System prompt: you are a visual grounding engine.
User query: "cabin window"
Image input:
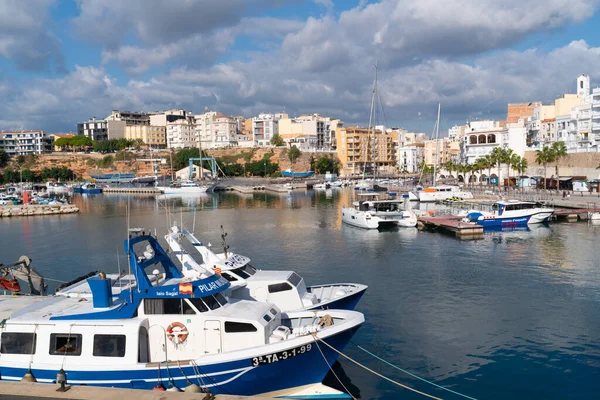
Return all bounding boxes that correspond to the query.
[93,334,126,357]
[203,294,221,310]
[188,298,209,313]
[268,282,293,293]
[288,272,302,287]
[270,308,277,315]
[49,333,82,356]
[222,272,237,282]
[224,322,258,333]
[0,332,36,355]
[263,314,272,322]
[144,299,196,315]
[232,265,256,278]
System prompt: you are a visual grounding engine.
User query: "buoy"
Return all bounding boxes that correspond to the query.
[153,383,166,391]
[21,368,37,382]
[166,383,182,392]
[185,383,202,392]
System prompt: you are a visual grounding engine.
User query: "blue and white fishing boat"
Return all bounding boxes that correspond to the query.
[166,226,368,312]
[281,169,314,178]
[89,172,135,183]
[464,200,555,228]
[80,182,102,194]
[0,230,364,397]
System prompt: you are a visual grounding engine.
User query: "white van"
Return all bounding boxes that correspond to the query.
[573,181,589,192]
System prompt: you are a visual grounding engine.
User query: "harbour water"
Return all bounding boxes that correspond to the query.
[1,188,600,399]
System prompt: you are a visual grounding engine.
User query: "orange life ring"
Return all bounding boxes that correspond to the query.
[212,266,222,275]
[166,322,189,344]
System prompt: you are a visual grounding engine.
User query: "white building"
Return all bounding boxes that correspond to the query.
[398,144,424,173]
[592,87,600,145]
[105,110,150,126]
[166,119,196,149]
[463,120,526,165]
[149,109,191,126]
[77,118,126,141]
[0,131,53,156]
[252,113,283,147]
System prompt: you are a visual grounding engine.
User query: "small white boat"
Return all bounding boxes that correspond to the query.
[46,181,72,195]
[342,194,417,229]
[589,211,600,221]
[313,182,331,190]
[157,180,209,194]
[416,185,473,202]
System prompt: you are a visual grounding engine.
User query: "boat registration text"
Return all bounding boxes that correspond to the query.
[251,344,312,366]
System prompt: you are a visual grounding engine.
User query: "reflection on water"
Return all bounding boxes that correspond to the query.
[1,188,600,399]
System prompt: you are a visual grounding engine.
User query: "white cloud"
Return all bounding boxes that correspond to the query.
[0,0,64,72]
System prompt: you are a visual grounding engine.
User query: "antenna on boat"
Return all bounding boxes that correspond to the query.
[220,225,229,258]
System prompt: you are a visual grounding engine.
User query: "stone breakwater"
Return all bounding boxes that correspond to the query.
[0,204,79,217]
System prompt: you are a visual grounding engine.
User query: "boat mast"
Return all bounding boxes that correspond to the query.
[372,62,378,184]
[363,63,377,182]
[433,103,440,187]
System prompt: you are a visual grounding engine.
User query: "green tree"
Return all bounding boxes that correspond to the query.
[501,148,514,190]
[313,156,340,174]
[287,146,302,172]
[21,169,35,182]
[473,158,486,185]
[270,133,285,147]
[0,150,8,168]
[550,141,568,180]
[483,154,494,185]
[513,156,528,192]
[535,146,554,189]
[507,152,521,191]
[132,138,145,150]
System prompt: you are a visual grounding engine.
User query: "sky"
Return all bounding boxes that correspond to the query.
[2,0,600,135]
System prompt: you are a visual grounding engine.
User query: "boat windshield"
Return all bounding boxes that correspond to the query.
[231,264,256,279]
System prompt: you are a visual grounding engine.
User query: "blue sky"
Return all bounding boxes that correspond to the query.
[2,0,600,134]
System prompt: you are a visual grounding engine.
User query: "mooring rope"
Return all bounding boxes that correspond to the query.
[354,344,478,400]
[311,336,357,400]
[312,335,441,400]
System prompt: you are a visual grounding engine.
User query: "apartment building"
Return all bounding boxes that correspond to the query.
[0,130,53,156]
[124,125,167,148]
[252,113,286,147]
[335,127,396,177]
[166,119,197,149]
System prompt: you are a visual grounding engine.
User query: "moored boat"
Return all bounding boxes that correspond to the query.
[281,169,314,178]
[80,182,102,194]
[463,200,554,228]
[166,226,368,312]
[0,230,364,396]
[342,193,417,229]
[416,185,473,202]
[156,180,209,194]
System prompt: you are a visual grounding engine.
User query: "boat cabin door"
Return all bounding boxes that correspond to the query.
[204,320,222,354]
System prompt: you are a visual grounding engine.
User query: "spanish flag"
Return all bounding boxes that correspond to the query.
[179,283,193,295]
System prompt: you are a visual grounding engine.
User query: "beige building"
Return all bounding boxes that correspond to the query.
[423,138,457,166]
[125,125,167,148]
[335,127,396,177]
[166,120,196,149]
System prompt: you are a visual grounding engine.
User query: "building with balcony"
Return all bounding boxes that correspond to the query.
[463,120,526,165]
[166,119,196,149]
[106,110,150,126]
[149,109,191,126]
[0,131,53,156]
[335,127,396,177]
[124,125,167,148]
[77,117,126,141]
[278,114,341,150]
[252,113,285,147]
[398,143,424,173]
[592,87,600,146]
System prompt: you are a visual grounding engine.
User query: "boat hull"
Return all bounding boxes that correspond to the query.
[476,211,554,228]
[418,190,473,202]
[0,318,362,396]
[282,171,315,178]
[81,188,102,194]
[306,284,367,311]
[341,208,417,229]
[157,187,209,194]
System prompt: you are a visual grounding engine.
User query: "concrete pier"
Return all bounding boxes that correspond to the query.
[102,187,162,194]
[0,381,271,399]
[0,204,79,218]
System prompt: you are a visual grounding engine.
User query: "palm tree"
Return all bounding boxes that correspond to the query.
[506,151,520,191]
[513,156,528,192]
[474,158,486,186]
[443,160,454,179]
[551,141,568,181]
[535,146,554,190]
[490,147,506,191]
[484,154,494,186]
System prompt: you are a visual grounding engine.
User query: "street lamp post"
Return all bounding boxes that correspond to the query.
[264,162,267,177]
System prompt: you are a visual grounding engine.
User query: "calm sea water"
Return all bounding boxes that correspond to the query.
[2,189,600,400]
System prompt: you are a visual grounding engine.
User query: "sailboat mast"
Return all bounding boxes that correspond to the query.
[433,103,441,186]
[363,65,377,181]
[372,63,378,184]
